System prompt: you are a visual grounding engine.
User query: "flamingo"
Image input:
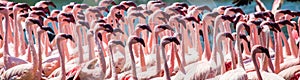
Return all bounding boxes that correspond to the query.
[47,33,75,80]
[1,18,51,80]
[124,36,145,80]
[174,32,234,79]
[246,45,284,80]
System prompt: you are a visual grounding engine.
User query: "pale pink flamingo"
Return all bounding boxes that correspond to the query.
[47,33,75,80]
[174,32,234,79]
[1,18,47,80]
[246,45,284,80]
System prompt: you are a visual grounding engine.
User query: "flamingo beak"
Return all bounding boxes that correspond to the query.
[97,32,103,41]
[30,19,43,27]
[172,37,180,45]
[243,24,251,35]
[63,34,75,42]
[78,20,90,29]
[111,1,117,5]
[43,7,51,15]
[140,25,152,33]
[223,33,234,41]
[136,38,145,47]
[113,28,125,34]
[0,35,2,40]
[44,1,57,8]
[78,4,89,9]
[112,40,125,47]
[258,46,270,58]
[41,26,55,34]
[103,24,114,33]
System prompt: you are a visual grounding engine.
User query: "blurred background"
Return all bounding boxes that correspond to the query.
[8,0,300,14]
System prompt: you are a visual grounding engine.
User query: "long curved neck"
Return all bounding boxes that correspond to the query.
[88,36,95,60]
[76,26,84,64]
[13,10,19,57]
[252,51,263,80]
[203,21,212,60]
[109,46,118,80]
[3,13,11,70]
[128,43,137,80]
[17,18,26,54]
[211,17,222,61]
[236,32,245,69]
[274,31,281,73]
[57,40,66,80]
[37,32,43,80]
[94,32,106,74]
[161,44,171,80]
[286,25,298,57]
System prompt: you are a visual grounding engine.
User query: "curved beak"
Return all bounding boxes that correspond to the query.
[171,37,180,45]
[138,24,152,33]
[257,46,270,58]
[103,24,114,33]
[41,26,55,34]
[62,34,75,42]
[44,1,57,8]
[78,4,89,9]
[124,1,137,8]
[277,20,293,27]
[30,18,43,27]
[113,28,125,34]
[97,32,103,41]
[110,40,125,47]
[223,32,234,41]
[18,3,32,11]
[243,23,251,35]
[47,16,58,22]
[136,37,145,47]
[0,34,2,40]
[160,24,175,32]
[184,16,199,24]
[111,1,117,5]
[78,20,90,29]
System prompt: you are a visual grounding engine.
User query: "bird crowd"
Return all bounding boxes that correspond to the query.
[0,0,299,80]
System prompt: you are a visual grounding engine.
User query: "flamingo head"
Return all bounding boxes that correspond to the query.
[136,24,152,33]
[155,24,174,33]
[36,1,56,8]
[160,36,180,46]
[276,20,293,27]
[14,3,31,11]
[108,40,125,48]
[74,4,89,10]
[26,17,43,27]
[31,6,50,15]
[46,16,58,22]
[60,33,75,42]
[78,20,90,29]
[50,10,60,17]
[30,10,47,18]
[128,36,145,47]
[38,26,55,34]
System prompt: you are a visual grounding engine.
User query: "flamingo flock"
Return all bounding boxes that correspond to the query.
[0,0,300,80]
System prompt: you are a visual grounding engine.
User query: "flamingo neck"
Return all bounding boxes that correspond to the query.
[94,32,106,74]
[203,21,212,59]
[57,40,66,80]
[160,45,171,80]
[109,46,118,80]
[3,13,11,70]
[76,26,84,64]
[252,51,263,80]
[13,10,19,57]
[128,43,137,80]
[37,32,43,80]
